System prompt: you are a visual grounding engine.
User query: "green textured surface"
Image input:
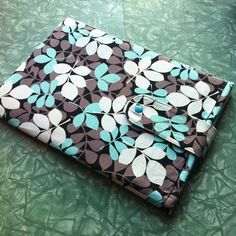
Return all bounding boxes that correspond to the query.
[0,0,235,235]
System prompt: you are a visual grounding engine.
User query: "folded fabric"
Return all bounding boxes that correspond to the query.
[0,18,234,211]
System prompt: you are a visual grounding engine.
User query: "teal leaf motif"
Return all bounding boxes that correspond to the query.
[34,48,57,75]
[95,63,121,92]
[47,48,56,58]
[100,130,111,142]
[179,170,189,182]
[154,141,178,161]
[72,102,101,130]
[109,144,118,160]
[102,74,120,83]
[62,19,88,45]
[221,82,234,97]
[124,51,138,59]
[135,87,168,103]
[34,55,51,63]
[51,138,79,156]
[97,80,108,91]
[73,113,85,127]
[151,114,189,142]
[170,60,199,81]
[187,154,196,169]
[64,146,79,156]
[148,190,163,207]
[124,44,158,59]
[201,106,221,124]
[8,118,20,127]
[7,73,22,84]
[95,63,108,79]
[84,103,101,113]
[28,80,58,108]
[166,146,177,160]
[61,138,73,149]
[100,125,130,161]
[85,114,99,130]
[133,45,144,56]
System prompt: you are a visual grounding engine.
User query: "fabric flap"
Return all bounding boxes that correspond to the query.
[125,95,217,157]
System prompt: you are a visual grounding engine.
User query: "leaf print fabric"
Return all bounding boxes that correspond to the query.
[126,95,217,157]
[0,18,233,212]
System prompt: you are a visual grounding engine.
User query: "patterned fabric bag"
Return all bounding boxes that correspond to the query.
[0,18,233,211]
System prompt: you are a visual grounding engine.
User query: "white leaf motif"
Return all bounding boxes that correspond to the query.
[113,114,130,125]
[99,97,111,113]
[33,114,50,130]
[151,60,174,73]
[51,126,66,146]
[195,81,210,97]
[97,44,113,60]
[70,75,86,88]
[86,41,98,55]
[112,95,127,113]
[90,29,105,37]
[135,133,154,149]
[61,82,78,101]
[53,63,72,74]
[143,106,158,118]
[96,36,114,44]
[76,36,90,47]
[10,85,33,99]
[138,58,151,71]
[119,148,136,165]
[101,114,116,132]
[187,100,202,115]
[64,18,76,27]
[196,120,210,133]
[1,97,20,109]
[143,147,166,160]
[0,105,5,117]
[38,130,51,143]
[203,97,216,113]
[19,122,40,137]
[124,61,138,76]
[166,92,190,107]
[0,82,12,97]
[48,108,62,126]
[180,85,199,99]
[143,70,164,81]
[55,74,68,85]
[135,75,150,89]
[132,154,146,177]
[73,66,91,76]
[146,160,166,185]
[16,61,26,71]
